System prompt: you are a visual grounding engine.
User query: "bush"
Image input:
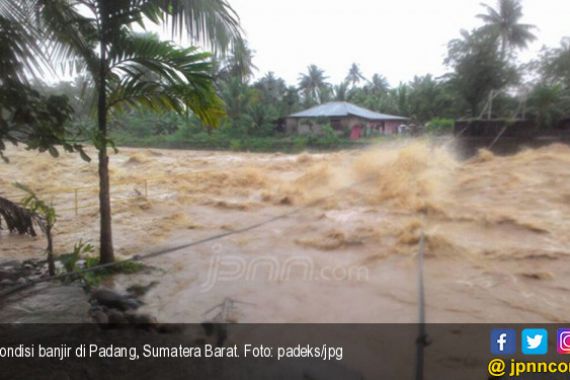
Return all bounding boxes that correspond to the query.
[426,118,454,135]
[80,258,145,288]
[229,139,242,151]
[292,136,309,151]
[109,111,362,152]
[309,124,341,148]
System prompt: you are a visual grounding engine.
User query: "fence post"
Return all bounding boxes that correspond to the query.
[74,189,79,217]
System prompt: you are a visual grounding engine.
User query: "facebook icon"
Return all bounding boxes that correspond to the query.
[491,329,516,355]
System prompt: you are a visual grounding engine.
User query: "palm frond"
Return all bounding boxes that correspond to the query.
[35,0,99,77]
[476,2,501,23]
[106,32,224,126]
[476,0,536,54]
[0,16,44,81]
[4,0,244,84]
[141,0,243,53]
[509,24,537,49]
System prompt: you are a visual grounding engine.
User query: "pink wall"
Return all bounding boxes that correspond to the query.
[384,120,402,134]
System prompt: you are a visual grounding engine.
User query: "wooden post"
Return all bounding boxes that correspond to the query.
[74,189,79,217]
[415,232,427,380]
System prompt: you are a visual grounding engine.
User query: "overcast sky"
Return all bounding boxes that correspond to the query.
[228,0,570,86]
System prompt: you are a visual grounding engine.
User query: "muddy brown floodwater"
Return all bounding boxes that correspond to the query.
[1,138,570,323]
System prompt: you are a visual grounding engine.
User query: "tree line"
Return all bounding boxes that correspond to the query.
[95,0,570,150]
[214,0,568,129]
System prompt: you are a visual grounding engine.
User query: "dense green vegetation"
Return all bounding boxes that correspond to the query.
[109,110,365,152]
[33,0,569,155]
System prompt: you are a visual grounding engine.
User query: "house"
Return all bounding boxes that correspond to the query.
[284,101,409,139]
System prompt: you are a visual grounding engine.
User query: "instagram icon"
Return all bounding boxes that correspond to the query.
[557,329,570,354]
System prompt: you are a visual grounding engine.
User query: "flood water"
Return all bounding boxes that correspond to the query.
[2,139,570,322]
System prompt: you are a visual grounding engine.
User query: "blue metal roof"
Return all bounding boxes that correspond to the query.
[289,101,408,121]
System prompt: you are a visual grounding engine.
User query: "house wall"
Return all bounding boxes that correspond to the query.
[342,117,370,140]
[285,118,298,134]
[341,116,367,130]
[384,120,402,135]
[296,119,323,135]
[285,117,407,138]
[299,123,322,134]
[345,118,405,136]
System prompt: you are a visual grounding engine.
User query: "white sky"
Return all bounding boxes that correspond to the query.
[228,0,570,86]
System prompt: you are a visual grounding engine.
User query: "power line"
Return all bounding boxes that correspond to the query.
[0,175,377,300]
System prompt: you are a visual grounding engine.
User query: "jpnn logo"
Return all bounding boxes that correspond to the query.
[522,329,548,355]
[491,329,516,355]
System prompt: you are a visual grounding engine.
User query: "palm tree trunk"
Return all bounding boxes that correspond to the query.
[500,34,507,60]
[97,18,114,264]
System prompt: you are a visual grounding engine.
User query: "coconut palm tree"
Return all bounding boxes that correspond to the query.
[333,81,350,101]
[282,86,300,115]
[298,64,329,105]
[2,0,242,264]
[345,63,366,87]
[254,72,287,103]
[368,73,390,95]
[477,0,536,58]
[218,38,257,83]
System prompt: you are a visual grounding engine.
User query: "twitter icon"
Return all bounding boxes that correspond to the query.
[522,329,548,355]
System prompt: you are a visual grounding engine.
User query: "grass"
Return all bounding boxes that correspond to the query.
[85,257,145,286]
[111,131,379,153]
[63,256,146,288]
